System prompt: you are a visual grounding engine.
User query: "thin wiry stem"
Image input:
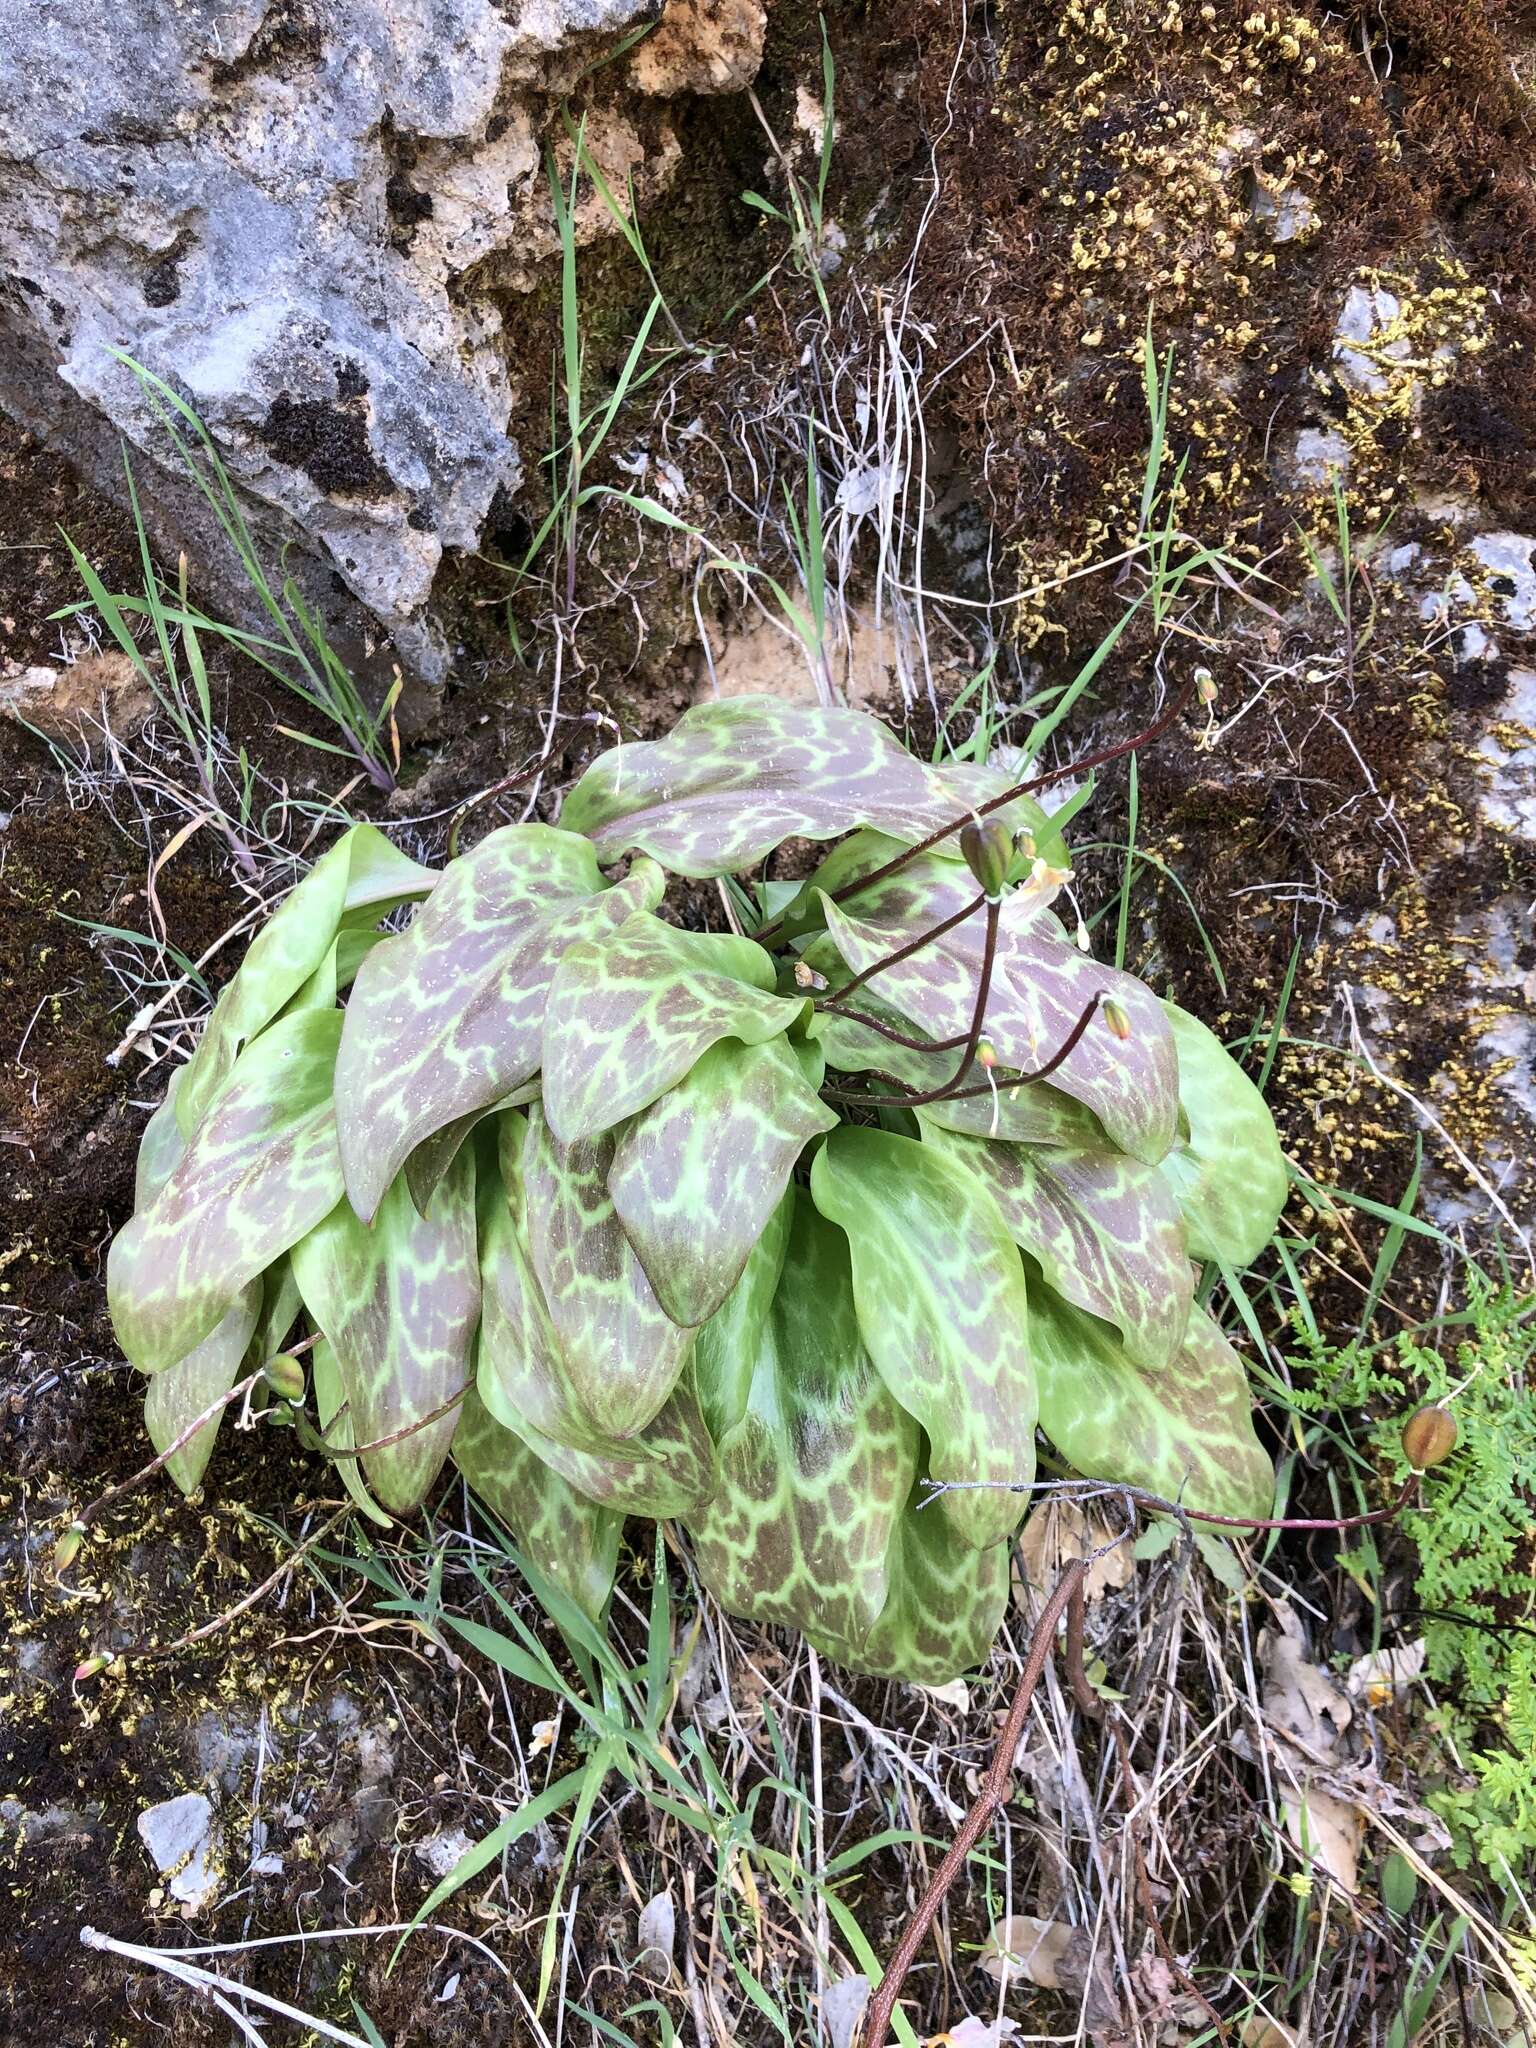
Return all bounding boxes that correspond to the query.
[815,888,985,1012]
[822,991,1102,1111]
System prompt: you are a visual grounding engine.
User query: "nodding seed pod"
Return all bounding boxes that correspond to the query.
[264,1353,307,1404]
[960,818,1013,901]
[1102,998,1133,1042]
[53,1521,87,1573]
[1195,665,1218,705]
[977,1039,999,1070]
[1400,1404,1457,1470]
[73,1653,112,1684]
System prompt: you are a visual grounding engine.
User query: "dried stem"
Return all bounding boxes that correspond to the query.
[862,1557,1089,2048]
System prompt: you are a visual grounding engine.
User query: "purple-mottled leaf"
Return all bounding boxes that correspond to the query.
[559,696,1046,878]
[1157,1003,1288,1266]
[519,1107,694,1437]
[451,1387,624,1622]
[916,1120,1193,1372]
[335,825,664,1221]
[608,1036,836,1327]
[475,1114,711,1513]
[692,1191,793,1444]
[810,1125,1036,1550]
[816,852,1178,1164]
[856,1470,1014,1685]
[290,1146,479,1515]
[109,1010,345,1374]
[177,824,434,1137]
[540,913,807,1146]
[686,1192,919,1656]
[143,1286,260,1496]
[1031,1289,1273,1519]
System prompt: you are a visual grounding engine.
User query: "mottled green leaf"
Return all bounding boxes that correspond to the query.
[817,855,1178,1165]
[1156,1003,1288,1266]
[145,1262,303,1496]
[916,1120,1192,1372]
[540,914,806,1146]
[134,1068,188,1208]
[809,989,1099,1145]
[281,926,385,1017]
[855,1474,1014,1685]
[144,1286,260,1495]
[560,696,1048,878]
[686,1193,918,1656]
[810,1126,1036,1550]
[519,1107,694,1437]
[335,825,665,1221]
[313,1336,393,1526]
[692,1193,792,1444]
[109,1011,345,1374]
[291,1147,479,1515]
[401,1083,539,1217]
[451,1387,623,1623]
[1030,1288,1272,1519]
[608,1036,836,1327]
[475,1115,713,1513]
[177,824,433,1137]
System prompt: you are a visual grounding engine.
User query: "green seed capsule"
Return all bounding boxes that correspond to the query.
[1102,998,1133,1042]
[54,1522,87,1573]
[960,819,1013,900]
[74,1654,111,1683]
[1400,1404,1456,1470]
[264,1353,307,1403]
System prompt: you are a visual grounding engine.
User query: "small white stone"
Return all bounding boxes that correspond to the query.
[137,1793,224,1913]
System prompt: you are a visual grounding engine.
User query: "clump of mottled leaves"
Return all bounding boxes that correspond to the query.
[110,697,1287,1683]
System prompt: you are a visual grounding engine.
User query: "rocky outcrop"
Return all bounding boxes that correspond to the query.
[0,1,765,684]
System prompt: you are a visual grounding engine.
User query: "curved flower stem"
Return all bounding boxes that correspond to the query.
[815,889,986,1013]
[822,991,1102,1112]
[816,1003,971,1053]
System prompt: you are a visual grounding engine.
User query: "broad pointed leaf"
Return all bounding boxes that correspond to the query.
[1030,1289,1272,1519]
[291,1147,479,1514]
[177,824,434,1137]
[916,1120,1193,1372]
[334,825,665,1221]
[134,1068,188,1208]
[810,1126,1036,1550]
[401,1082,540,1217]
[313,1336,393,1526]
[855,1473,1014,1685]
[519,1108,694,1437]
[451,1387,623,1623]
[687,1194,919,1662]
[560,696,1047,877]
[608,1036,836,1327]
[817,856,1177,1164]
[145,1262,302,1495]
[808,983,1105,1145]
[144,1286,261,1495]
[692,1192,793,1444]
[109,1010,345,1374]
[540,914,806,1146]
[1156,1003,1287,1266]
[476,1114,710,1512]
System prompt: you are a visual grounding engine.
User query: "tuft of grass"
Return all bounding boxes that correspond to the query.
[56,355,401,791]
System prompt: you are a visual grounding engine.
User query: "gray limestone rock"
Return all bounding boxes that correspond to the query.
[0,2,752,685]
